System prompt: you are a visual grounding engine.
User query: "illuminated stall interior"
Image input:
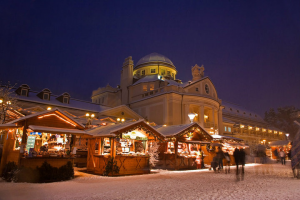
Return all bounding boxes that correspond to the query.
[86,120,165,175]
[0,108,87,173]
[156,123,213,170]
[211,135,248,155]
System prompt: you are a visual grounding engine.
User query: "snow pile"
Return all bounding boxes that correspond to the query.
[0,162,299,200]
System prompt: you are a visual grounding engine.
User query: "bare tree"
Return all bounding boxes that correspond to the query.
[0,82,18,124]
[147,141,160,168]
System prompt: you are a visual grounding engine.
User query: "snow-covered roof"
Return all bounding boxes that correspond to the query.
[16,90,109,112]
[211,135,243,141]
[7,108,85,128]
[135,53,175,69]
[222,117,235,124]
[86,119,165,140]
[133,75,162,86]
[222,101,266,123]
[28,125,88,135]
[155,123,193,136]
[155,122,212,139]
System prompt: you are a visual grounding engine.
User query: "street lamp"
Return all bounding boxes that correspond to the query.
[286,133,289,140]
[188,113,196,123]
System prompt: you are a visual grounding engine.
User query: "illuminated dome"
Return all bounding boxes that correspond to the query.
[135,53,175,70]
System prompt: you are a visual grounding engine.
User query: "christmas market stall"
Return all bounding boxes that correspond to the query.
[86,119,165,176]
[155,123,213,170]
[208,135,248,165]
[269,140,292,160]
[0,108,89,174]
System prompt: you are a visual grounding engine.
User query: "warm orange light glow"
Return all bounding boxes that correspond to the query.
[91,114,95,118]
[274,131,278,134]
[47,107,52,110]
[121,118,125,122]
[0,99,3,103]
[117,118,120,121]
[240,125,244,128]
[38,114,76,126]
[262,129,266,132]
[86,113,90,117]
[256,127,260,131]
[163,124,167,127]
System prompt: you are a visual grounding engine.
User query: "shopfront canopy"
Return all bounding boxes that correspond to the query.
[28,125,88,136]
[269,140,290,147]
[0,124,22,130]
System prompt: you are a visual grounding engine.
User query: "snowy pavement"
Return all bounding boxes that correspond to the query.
[0,162,299,200]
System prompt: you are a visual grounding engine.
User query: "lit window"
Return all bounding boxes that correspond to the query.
[63,97,69,104]
[167,71,170,76]
[143,85,147,91]
[21,89,27,96]
[150,84,154,91]
[142,70,145,76]
[228,127,231,132]
[151,69,156,73]
[224,126,227,132]
[43,93,49,100]
[196,88,198,91]
[161,69,165,75]
[172,73,175,79]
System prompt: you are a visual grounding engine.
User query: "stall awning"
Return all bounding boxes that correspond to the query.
[0,124,22,129]
[211,135,243,141]
[269,140,290,147]
[28,125,89,136]
[223,142,249,148]
[179,140,210,144]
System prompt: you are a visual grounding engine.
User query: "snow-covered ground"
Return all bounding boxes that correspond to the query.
[0,162,299,200]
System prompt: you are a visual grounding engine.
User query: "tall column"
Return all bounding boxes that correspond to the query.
[200,105,204,127]
[212,108,215,129]
[218,106,223,135]
[185,104,190,124]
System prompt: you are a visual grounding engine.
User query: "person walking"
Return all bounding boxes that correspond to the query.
[224,151,231,174]
[279,149,286,165]
[240,148,246,180]
[233,147,240,176]
[216,147,225,171]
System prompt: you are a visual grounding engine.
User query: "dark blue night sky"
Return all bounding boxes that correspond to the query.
[1,0,299,116]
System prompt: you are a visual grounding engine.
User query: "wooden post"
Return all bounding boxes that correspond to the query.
[174,139,178,170]
[97,138,101,155]
[0,130,9,174]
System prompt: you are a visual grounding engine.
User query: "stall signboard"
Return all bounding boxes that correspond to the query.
[26,136,36,152]
[30,132,41,136]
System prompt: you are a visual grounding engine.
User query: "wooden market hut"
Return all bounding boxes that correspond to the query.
[0,108,89,173]
[155,122,213,170]
[269,140,292,160]
[209,135,248,165]
[86,119,165,176]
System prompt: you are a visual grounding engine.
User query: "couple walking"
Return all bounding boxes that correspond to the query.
[234,147,246,180]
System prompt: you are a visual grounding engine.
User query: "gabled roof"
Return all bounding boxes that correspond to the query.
[86,119,165,140]
[98,105,143,120]
[155,122,212,140]
[7,108,85,129]
[16,90,109,112]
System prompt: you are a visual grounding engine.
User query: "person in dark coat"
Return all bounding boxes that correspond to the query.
[216,147,225,171]
[233,147,240,175]
[240,148,246,180]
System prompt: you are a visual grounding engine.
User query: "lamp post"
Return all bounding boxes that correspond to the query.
[86,113,95,128]
[188,113,196,123]
[285,133,289,140]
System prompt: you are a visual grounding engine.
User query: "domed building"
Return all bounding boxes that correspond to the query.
[91,53,285,144]
[92,53,222,134]
[133,53,177,80]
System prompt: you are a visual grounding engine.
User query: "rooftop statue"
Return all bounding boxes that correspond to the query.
[191,64,204,82]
